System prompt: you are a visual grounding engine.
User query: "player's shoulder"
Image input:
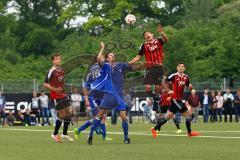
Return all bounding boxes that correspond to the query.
[182,73,189,78]
[168,72,178,78]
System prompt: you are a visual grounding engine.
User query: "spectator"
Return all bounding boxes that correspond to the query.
[31,92,41,126]
[201,89,212,123]
[6,110,15,126]
[39,92,50,126]
[24,108,36,126]
[210,91,218,122]
[234,89,240,122]
[123,90,133,124]
[15,110,25,126]
[223,88,234,122]
[187,89,201,123]
[143,99,153,124]
[216,90,224,122]
[70,88,82,125]
[0,91,6,127]
[49,100,57,126]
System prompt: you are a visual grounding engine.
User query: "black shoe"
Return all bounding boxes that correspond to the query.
[124,138,130,144]
[87,137,93,145]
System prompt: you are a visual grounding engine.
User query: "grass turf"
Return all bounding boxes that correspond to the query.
[0,121,240,160]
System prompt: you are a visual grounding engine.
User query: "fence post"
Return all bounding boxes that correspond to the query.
[1,84,3,93]
[33,79,36,93]
[223,78,226,91]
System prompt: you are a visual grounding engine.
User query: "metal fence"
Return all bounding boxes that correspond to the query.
[1,78,240,93]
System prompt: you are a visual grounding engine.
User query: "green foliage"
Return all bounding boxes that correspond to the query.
[0,0,239,81]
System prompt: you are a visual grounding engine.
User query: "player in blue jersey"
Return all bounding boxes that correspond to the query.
[104,48,133,143]
[74,55,112,141]
[88,42,130,145]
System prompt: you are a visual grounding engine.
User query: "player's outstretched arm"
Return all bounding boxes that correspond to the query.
[128,55,142,65]
[188,83,193,91]
[83,87,90,107]
[97,42,105,64]
[157,24,168,43]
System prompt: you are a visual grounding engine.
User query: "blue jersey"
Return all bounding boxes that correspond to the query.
[90,62,126,110]
[110,62,132,97]
[84,64,101,90]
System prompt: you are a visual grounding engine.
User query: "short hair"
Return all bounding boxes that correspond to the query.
[51,53,61,61]
[105,52,113,59]
[177,62,185,66]
[143,31,151,37]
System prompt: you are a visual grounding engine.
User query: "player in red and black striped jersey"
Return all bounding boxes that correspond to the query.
[43,53,73,143]
[128,24,168,97]
[151,63,200,138]
[154,82,182,133]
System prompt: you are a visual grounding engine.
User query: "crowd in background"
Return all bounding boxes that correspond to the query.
[0,88,240,127]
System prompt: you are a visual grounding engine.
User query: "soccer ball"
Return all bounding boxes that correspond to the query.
[125,14,136,25]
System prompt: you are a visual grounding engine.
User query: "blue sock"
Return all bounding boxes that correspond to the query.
[101,123,106,138]
[89,118,101,137]
[122,119,128,140]
[78,120,92,133]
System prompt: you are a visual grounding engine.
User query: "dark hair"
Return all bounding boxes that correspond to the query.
[51,53,61,61]
[143,31,151,37]
[105,51,113,59]
[177,62,185,66]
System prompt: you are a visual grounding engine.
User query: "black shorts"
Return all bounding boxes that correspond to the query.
[160,106,170,114]
[169,99,188,114]
[143,66,164,85]
[52,98,71,110]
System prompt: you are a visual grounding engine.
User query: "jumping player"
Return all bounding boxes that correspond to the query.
[43,53,73,143]
[151,62,200,138]
[128,24,168,96]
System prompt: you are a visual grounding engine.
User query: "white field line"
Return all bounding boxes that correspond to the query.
[1,128,240,139]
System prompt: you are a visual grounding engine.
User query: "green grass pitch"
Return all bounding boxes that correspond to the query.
[0,121,240,160]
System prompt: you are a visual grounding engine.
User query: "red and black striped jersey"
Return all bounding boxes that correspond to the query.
[44,66,65,100]
[160,91,173,107]
[138,38,165,68]
[167,73,190,100]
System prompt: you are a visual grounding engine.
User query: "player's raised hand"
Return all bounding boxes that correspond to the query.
[157,24,163,33]
[100,42,105,49]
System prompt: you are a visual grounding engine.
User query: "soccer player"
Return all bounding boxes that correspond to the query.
[104,47,133,143]
[74,55,112,141]
[43,53,73,143]
[157,83,182,133]
[128,24,168,96]
[151,62,200,138]
[87,42,130,145]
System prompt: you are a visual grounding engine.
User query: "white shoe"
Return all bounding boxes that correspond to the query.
[61,134,74,141]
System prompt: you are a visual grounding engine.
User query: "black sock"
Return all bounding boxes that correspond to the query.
[154,119,167,131]
[53,119,62,135]
[174,119,180,129]
[185,120,191,134]
[63,121,70,135]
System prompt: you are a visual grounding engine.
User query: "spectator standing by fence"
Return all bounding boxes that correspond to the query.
[234,89,240,122]
[71,88,82,125]
[31,92,41,126]
[49,100,57,126]
[201,89,212,123]
[210,91,218,122]
[223,88,234,122]
[0,91,6,127]
[216,90,224,122]
[39,92,50,126]
[187,89,201,123]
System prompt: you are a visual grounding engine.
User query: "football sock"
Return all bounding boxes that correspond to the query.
[174,119,180,129]
[154,118,167,131]
[63,121,70,135]
[78,120,92,133]
[122,119,129,140]
[53,119,62,135]
[185,118,191,134]
[101,123,106,138]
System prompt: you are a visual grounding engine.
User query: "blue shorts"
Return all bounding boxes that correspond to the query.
[89,97,101,117]
[100,93,118,109]
[115,104,127,111]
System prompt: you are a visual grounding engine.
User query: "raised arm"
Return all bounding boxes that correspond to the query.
[97,42,105,64]
[157,24,168,43]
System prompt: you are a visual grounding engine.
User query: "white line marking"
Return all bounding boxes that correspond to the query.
[1,128,240,139]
